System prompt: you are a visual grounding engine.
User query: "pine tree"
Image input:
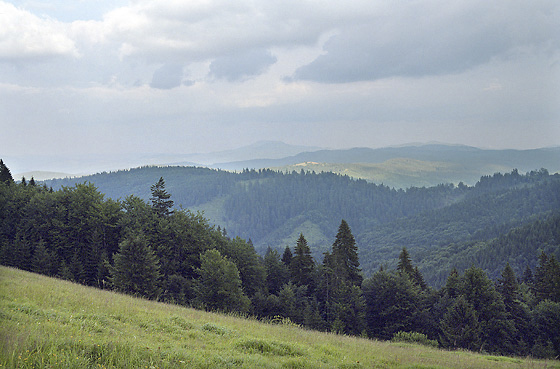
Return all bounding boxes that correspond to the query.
[150,177,174,217]
[332,219,362,286]
[264,247,289,295]
[461,266,514,353]
[281,246,293,267]
[0,160,13,184]
[290,234,314,287]
[397,247,414,276]
[497,263,531,355]
[440,295,481,350]
[496,262,518,311]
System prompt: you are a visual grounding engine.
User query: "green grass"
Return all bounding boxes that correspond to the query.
[1,267,558,369]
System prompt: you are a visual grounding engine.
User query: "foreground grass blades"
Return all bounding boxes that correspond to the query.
[1,267,558,369]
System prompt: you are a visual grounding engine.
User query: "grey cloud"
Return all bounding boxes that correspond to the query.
[209,49,277,81]
[150,64,184,89]
[292,1,560,83]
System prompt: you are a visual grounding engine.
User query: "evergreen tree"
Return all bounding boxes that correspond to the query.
[497,263,532,355]
[290,234,314,287]
[496,262,518,311]
[31,240,57,276]
[195,249,250,313]
[331,284,366,335]
[440,295,481,350]
[397,247,414,276]
[460,266,515,354]
[150,177,174,217]
[534,252,560,303]
[264,247,289,295]
[363,271,419,339]
[522,265,534,285]
[0,160,13,184]
[444,268,461,298]
[331,219,362,286]
[110,234,161,299]
[281,246,293,267]
[531,300,560,358]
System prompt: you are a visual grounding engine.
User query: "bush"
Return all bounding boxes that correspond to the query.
[391,331,438,348]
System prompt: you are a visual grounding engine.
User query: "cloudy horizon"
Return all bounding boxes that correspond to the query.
[2,0,559,173]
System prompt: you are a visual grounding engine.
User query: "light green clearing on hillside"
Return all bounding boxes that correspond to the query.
[1,267,558,369]
[270,159,507,188]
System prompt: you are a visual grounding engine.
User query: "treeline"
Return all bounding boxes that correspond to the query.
[43,166,560,286]
[1,160,560,358]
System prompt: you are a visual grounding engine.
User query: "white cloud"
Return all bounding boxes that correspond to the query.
[1,0,559,165]
[0,1,79,60]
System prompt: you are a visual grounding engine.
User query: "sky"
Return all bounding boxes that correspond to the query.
[1,0,560,173]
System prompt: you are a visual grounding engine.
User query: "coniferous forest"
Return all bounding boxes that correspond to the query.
[1,159,560,358]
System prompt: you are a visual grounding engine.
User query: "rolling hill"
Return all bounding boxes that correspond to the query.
[42,161,560,286]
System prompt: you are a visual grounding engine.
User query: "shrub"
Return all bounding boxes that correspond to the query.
[391,331,439,348]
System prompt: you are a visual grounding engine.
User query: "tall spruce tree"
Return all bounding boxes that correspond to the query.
[332,219,362,286]
[290,234,315,287]
[440,295,481,350]
[150,177,174,217]
[0,159,13,184]
[282,246,293,267]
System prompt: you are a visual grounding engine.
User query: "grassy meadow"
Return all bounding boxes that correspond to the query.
[1,266,558,369]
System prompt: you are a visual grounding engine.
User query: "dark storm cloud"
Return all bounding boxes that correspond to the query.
[209,49,278,81]
[293,1,560,83]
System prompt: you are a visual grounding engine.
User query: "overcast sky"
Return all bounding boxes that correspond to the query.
[1,0,559,170]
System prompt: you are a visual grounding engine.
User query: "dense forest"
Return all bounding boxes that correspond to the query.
[44,165,560,286]
[1,159,560,358]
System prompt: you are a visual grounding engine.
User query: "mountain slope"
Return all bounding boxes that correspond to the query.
[211,144,560,176]
[43,165,560,286]
[2,267,547,369]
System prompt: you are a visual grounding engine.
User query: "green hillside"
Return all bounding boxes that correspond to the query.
[41,166,560,285]
[268,158,500,188]
[1,267,557,369]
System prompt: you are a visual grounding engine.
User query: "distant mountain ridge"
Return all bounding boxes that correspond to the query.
[7,142,559,182]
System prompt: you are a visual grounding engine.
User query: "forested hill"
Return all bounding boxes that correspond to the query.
[43,166,560,285]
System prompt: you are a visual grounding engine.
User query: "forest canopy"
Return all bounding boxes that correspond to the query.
[1,161,560,358]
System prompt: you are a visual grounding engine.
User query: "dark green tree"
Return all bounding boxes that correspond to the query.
[110,234,161,299]
[0,160,13,184]
[397,247,414,276]
[219,236,266,297]
[531,300,560,358]
[534,252,560,303]
[331,219,362,286]
[150,177,174,217]
[290,234,315,287]
[496,263,531,355]
[363,271,419,339]
[264,247,289,295]
[31,240,57,276]
[281,246,293,267]
[460,266,515,354]
[195,249,250,313]
[440,295,481,350]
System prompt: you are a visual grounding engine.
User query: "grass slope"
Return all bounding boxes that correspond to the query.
[269,158,507,188]
[1,267,558,369]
